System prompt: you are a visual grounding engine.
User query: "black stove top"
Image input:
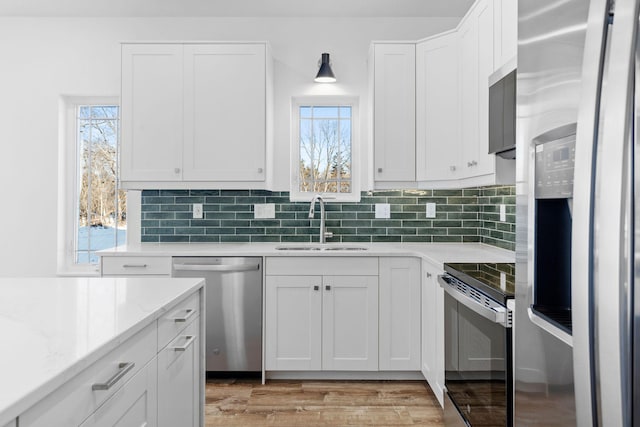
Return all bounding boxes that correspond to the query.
[444,262,515,303]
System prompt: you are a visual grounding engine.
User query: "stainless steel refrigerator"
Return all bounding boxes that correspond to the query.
[516,0,639,425]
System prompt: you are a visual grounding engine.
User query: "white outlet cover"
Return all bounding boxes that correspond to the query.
[254,203,276,219]
[375,203,391,219]
[193,203,203,219]
[425,203,436,218]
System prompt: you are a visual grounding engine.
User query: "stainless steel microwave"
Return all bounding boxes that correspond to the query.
[489,59,516,159]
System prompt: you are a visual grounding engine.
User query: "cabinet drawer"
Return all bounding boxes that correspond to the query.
[158,318,200,427]
[101,256,171,276]
[20,322,157,427]
[266,257,378,276]
[158,290,201,351]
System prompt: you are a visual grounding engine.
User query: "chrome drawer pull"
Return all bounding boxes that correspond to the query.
[92,362,135,391]
[122,264,147,268]
[170,335,196,352]
[173,308,195,323]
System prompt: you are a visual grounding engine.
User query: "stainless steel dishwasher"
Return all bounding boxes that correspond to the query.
[172,257,262,372]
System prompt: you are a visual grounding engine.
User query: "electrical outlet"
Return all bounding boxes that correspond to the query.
[500,204,506,222]
[254,203,275,219]
[193,203,203,219]
[425,203,436,218]
[375,203,391,219]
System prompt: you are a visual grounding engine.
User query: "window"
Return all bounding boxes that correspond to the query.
[291,96,360,202]
[58,97,125,274]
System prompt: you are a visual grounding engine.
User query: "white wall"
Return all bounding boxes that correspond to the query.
[0,16,458,276]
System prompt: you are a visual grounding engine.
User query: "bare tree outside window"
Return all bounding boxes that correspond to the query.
[299,106,352,194]
[76,106,125,264]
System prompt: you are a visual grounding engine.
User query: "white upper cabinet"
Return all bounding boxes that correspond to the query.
[371,43,416,183]
[121,44,184,182]
[459,0,496,180]
[183,44,266,182]
[120,42,272,189]
[493,0,518,70]
[416,31,460,183]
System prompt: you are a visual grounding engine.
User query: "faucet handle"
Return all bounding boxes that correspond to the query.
[324,231,334,239]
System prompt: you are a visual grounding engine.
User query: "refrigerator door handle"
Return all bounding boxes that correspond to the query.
[593,0,639,425]
[571,0,612,426]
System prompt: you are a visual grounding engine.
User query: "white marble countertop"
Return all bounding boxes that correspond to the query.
[0,277,204,426]
[99,242,515,266]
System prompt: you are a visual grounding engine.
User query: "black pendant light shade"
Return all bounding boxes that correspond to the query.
[315,53,336,83]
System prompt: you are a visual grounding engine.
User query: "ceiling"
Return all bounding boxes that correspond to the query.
[0,0,475,18]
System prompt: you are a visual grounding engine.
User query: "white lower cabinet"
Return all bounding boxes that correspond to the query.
[421,259,445,407]
[379,257,421,370]
[265,257,379,371]
[158,318,200,427]
[79,358,158,427]
[19,289,203,427]
[265,274,378,371]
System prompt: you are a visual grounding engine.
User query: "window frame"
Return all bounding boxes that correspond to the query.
[57,96,121,276]
[290,96,360,202]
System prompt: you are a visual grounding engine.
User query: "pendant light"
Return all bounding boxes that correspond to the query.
[314,53,336,83]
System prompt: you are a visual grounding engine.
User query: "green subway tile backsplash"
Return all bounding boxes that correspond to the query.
[140,186,516,251]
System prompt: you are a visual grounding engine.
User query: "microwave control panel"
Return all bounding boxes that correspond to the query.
[534,135,575,199]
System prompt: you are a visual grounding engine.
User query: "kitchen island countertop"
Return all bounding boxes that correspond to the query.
[0,276,204,426]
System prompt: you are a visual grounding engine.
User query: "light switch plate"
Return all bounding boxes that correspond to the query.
[425,203,436,218]
[193,203,203,219]
[254,203,276,219]
[500,204,506,222]
[375,203,391,219]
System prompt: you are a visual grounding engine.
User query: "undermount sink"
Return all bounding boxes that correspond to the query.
[275,245,368,251]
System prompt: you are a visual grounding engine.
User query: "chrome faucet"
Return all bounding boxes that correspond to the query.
[308,194,333,243]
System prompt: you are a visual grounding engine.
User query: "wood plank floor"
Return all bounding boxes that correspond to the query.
[205,379,444,426]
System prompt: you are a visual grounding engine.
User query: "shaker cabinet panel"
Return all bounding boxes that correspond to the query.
[372,43,416,182]
[183,44,266,182]
[120,44,184,182]
[120,42,271,188]
[322,276,379,371]
[416,32,460,182]
[265,275,323,371]
[379,257,421,371]
[421,260,445,407]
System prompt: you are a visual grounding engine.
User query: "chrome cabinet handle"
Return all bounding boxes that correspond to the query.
[325,285,331,291]
[174,167,181,174]
[122,264,147,268]
[173,308,195,323]
[313,285,319,291]
[169,335,196,352]
[258,168,263,173]
[450,166,456,172]
[377,168,383,173]
[92,362,135,391]
[467,160,478,167]
[426,272,432,278]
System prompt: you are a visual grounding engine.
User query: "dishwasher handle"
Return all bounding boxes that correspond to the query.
[172,263,260,273]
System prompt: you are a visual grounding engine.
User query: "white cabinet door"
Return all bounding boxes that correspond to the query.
[158,319,199,427]
[265,275,322,370]
[475,0,496,178]
[183,44,266,182]
[322,275,379,371]
[79,358,158,427]
[379,257,421,371]
[493,0,517,69]
[372,43,416,182]
[121,44,184,182]
[421,260,444,407]
[416,32,461,182]
[459,0,496,179]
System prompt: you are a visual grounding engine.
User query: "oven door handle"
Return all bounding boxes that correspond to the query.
[438,275,511,327]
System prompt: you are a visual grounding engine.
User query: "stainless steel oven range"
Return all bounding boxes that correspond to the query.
[438,262,515,427]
